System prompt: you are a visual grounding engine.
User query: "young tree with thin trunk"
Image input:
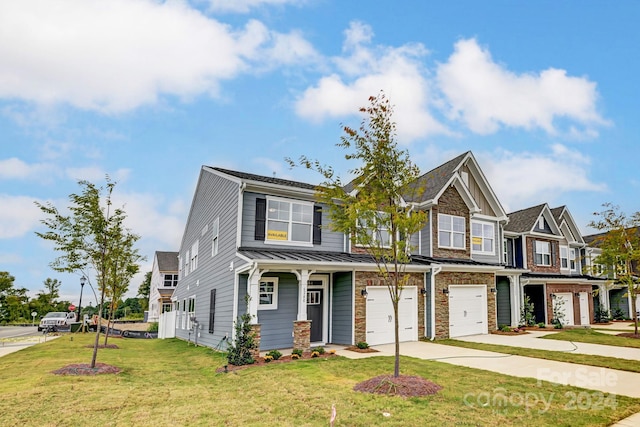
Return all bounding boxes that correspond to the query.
[288,92,427,378]
[588,203,640,335]
[35,178,142,368]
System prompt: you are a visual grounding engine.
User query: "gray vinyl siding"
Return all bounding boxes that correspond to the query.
[471,219,501,264]
[256,273,299,350]
[173,168,241,348]
[240,191,345,251]
[331,272,353,345]
[419,210,433,256]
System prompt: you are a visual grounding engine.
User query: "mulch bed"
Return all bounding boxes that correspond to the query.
[52,363,121,376]
[84,344,120,349]
[492,329,530,335]
[344,346,379,353]
[353,375,442,398]
[216,352,337,373]
[617,333,640,339]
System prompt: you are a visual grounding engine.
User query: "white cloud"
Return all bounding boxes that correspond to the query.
[437,38,607,135]
[0,195,42,238]
[205,0,304,13]
[295,21,449,142]
[0,0,315,114]
[65,167,131,184]
[0,158,55,180]
[477,144,607,212]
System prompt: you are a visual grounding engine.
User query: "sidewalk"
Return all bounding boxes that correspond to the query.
[0,335,59,358]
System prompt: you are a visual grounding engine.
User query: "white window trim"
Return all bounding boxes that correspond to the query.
[471,220,495,255]
[212,217,220,257]
[560,245,569,271]
[356,211,392,249]
[258,277,278,310]
[163,273,178,287]
[569,248,577,272]
[187,296,196,330]
[190,240,199,272]
[438,213,466,250]
[265,197,314,247]
[535,241,551,266]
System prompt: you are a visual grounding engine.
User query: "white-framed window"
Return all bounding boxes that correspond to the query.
[471,221,494,254]
[184,250,190,277]
[178,255,183,278]
[266,197,313,245]
[162,303,172,313]
[181,299,187,329]
[438,213,465,249]
[356,212,391,248]
[212,217,219,256]
[190,240,199,272]
[258,277,278,310]
[187,296,195,330]
[535,241,551,266]
[570,248,577,272]
[503,239,508,264]
[163,274,178,287]
[560,246,569,269]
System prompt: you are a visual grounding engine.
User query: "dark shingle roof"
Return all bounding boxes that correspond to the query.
[583,232,606,246]
[238,247,388,265]
[504,203,546,233]
[403,152,469,203]
[211,167,317,191]
[550,206,565,224]
[411,255,503,268]
[522,272,604,281]
[156,251,179,272]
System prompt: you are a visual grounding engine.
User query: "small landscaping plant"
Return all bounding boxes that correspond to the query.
[266,349,282,360]
[594,307,611,323]
[311,346,325,355]
[226,298,257,366]
[263,355,273,363]
[311,351,320,358]
[291,353,300,360]
[356,341,369,349]
[500,325,511,332]
[519,295,536,327]
[147,322,159,332]
[291,348,303,357]
[537,322,546,328]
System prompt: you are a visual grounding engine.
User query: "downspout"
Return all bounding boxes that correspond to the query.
[235,182,246,249]
[430,265,442,340]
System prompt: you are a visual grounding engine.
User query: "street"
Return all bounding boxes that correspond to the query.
[0,326,38,339]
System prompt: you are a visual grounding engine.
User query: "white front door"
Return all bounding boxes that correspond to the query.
[365,286,417,346]
[449,285,487,338]
[579,292,590,325]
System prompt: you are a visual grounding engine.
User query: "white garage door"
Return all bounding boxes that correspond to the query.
[366,286,417,346]
[449,285,488,338]
[553,292,575,326]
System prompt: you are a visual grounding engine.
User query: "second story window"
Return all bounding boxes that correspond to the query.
[570,248,577,272]
[438,213,465,249]
[212,217,219,256]
[535,241,551,266]
[163,274,178,287]
[560,246,569,269]
[357,212,391,248]
[266,198,313,244]
[471,221,494,254]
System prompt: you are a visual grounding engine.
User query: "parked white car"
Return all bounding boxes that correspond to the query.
[38,312,76,331]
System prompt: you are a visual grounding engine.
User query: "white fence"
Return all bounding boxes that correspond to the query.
[158,310,176,339]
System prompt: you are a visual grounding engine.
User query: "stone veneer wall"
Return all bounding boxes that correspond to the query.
[250,324,261,360]
[546,283,594,325]
[432,186,471,259]
[434,271,496,338]
[354,271,425,344]
[293,320,311,352]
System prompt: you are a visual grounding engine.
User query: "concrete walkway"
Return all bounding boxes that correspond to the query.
[455,330,640,361]
[0,335,59,358]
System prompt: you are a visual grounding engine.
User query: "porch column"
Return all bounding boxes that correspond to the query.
[247,268,264,324]
[295,270,313,321]
[509,275,520,327]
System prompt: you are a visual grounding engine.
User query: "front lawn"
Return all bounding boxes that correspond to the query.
[542,328,640,349]
[0,335,638,426]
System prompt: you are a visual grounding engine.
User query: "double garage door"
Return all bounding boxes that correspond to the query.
[448,285,488,338]
[366,287,418,346]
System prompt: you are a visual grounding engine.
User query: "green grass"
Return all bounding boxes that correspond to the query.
[440,339,640,373]
[0,335,639,426]
[542,328,640,349]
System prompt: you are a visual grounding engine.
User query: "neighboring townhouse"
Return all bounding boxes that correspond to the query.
[147,251,179,322]
[503,204,604,326]
[583,231,638,319]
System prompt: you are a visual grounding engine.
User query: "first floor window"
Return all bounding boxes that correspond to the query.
[208,289,216,334]
[471,221,494,254]
[259,278,278,310]
[438,213,465,249]
[535,241,551,266]
[187,297,195,330]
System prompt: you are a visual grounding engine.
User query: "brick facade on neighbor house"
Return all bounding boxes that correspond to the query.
[293,320,311,352]
[546,283,594,324]
[434,271,497,338]
[526,237,561,274]
[353,271,425,344]
[432,186,471,259]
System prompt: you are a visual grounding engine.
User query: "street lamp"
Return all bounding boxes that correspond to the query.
[78,276,86,329]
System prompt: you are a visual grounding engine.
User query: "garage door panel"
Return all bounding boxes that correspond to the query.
[449,286,488,338]
[366,287,417,346]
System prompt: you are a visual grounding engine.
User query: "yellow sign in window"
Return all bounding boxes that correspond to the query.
[472,237,483,246]
[267,230,288,241]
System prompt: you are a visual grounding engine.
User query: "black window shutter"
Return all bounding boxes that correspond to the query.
[532,239,537,265]
[551,242,556,266]
[255,198,266,240]
[208,289,216,334]
[313,205,322,245]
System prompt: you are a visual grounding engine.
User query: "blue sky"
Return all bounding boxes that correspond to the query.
[1,0,639,304]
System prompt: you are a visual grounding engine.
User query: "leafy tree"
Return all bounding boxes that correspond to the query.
[288,92,428,378]
[588,203,640,335]
[137,271,151,311]
[0,271,16,322]
[35,177,142,368]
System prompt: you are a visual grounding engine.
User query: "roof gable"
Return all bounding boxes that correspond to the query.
[156,251,179,272]
[505,203,562,236]
[551,205,585,245]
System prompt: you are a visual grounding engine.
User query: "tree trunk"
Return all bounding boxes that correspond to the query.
[90,284,107,369]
